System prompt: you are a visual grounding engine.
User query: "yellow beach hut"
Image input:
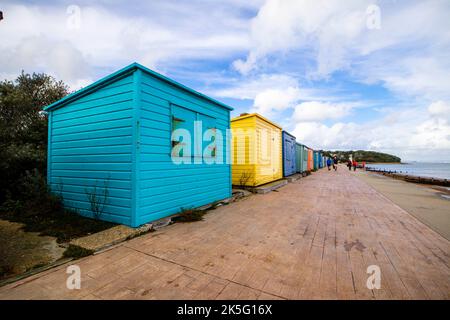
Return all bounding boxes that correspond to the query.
[231,113,283,187]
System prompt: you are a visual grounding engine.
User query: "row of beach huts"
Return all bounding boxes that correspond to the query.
[44,63,329,227]
[231,112,328,187]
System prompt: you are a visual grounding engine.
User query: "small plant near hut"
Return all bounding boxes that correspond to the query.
[85,178,110,220]
[63,244,94,259]
[239,170,253,188]
[172,207,205,223]
[0,170,116,243]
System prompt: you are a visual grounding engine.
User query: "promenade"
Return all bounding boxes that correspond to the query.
[1,167,449,299]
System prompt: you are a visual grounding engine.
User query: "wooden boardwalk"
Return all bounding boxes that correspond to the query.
[1,167,449,299]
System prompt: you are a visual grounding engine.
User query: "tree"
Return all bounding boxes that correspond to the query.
[0,72,69,202]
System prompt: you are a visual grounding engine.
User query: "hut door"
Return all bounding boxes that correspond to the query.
[284,136,294,175]
[289,139,295,173]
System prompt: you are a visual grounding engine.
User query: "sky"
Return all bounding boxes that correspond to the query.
[1,0,450,162]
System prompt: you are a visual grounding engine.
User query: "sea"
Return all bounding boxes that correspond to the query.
[366,162,450,180]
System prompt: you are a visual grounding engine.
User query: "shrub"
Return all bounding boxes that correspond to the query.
[172,208,205,223]
[63,245,94,259]
[0,170,115,243]
[0,72,69,204]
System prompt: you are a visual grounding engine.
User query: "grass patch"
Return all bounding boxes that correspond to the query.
[63,245,94,259]
[172,208,205,223]
[0,208,116,243]
[0,265,15,279]
[0,170,116,243]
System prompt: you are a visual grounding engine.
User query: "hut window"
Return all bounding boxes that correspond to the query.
[171,105,196,158]
[198,114,217,159]
[170,105,217,161]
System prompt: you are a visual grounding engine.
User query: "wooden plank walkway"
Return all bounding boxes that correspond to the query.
[1,167,449,299]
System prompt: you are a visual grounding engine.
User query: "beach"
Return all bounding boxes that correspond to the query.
[355,170,450,241]
[365,162,450,180]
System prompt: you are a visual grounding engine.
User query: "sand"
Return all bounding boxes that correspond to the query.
[356,170,450,241]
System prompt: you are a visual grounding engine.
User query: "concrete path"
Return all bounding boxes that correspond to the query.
[1,167,449,299]
[356,170,450,241]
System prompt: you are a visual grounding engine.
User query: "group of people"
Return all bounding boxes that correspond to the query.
[347,159,358,171]
[326,156,339,171]
[326,156,364,172]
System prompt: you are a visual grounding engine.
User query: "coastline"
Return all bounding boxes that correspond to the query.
[364,168,450,187]
[366,162,403,164]
[355,170,450,241]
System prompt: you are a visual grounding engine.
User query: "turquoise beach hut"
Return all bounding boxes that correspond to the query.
[313,151,319,171]
[296,143,309,174]
[45,63,233,227]
[295,142,304,174]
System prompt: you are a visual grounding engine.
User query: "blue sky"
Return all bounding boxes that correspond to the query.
[1,0,450,161]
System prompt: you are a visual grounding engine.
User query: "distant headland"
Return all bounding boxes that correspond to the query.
[322,150,401,163]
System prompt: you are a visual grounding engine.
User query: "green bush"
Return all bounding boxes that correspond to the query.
[0,72,68,204]
[0,71,116,252]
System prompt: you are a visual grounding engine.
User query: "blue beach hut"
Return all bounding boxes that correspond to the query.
[45,63,233,227]
[282,131,296,176]
[318,152,323,168]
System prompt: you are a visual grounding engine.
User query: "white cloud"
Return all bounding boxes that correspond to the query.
[252,87,300,116]
[233,0,450,101]
[0,34,92,89]
[0,3,252,89]
[232,0,371,75]
[428,101,450,120]
[213,74,299,100]
[211,73,349,119]
[212,74,303,117]
[292,101,450,161]
[293,101,357,122]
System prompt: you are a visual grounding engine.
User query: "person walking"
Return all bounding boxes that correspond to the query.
[352,159,358,171]
[347,159,352,171]
[333,156,338,171]
[326,157,332,170]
